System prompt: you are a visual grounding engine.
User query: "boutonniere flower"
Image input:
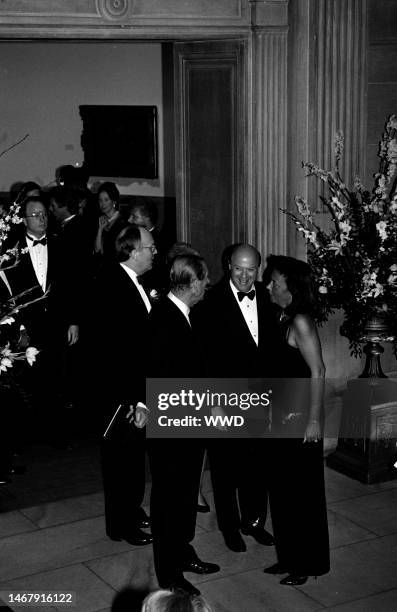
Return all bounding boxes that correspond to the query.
[149,289,160,302]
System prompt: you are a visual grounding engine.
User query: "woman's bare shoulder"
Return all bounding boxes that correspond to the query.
[291,313,316,335]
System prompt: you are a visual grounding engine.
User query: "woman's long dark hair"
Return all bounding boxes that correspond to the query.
[263,254,316,319]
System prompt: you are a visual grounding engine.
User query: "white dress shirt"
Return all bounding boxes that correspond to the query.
[167,291,191,325]
[119,263,151,313]
[26,234,48,292]
[229,279,259,345]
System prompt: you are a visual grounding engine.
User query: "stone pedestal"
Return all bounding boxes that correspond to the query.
[326,378,397,484]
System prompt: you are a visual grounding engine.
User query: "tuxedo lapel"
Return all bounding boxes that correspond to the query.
[255,281,268,347]
[45,237,56,292]
[117,265,150,317]
[14,240,42,296]
[167,298,191,333]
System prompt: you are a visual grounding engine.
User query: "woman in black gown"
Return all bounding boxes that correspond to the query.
[262,255,330,586]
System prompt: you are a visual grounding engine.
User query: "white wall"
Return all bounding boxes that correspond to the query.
[0,42,165,196]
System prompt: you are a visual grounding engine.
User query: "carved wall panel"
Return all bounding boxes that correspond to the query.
[174,39,248,282]
[250,0,288,26]
[0,0,250,35]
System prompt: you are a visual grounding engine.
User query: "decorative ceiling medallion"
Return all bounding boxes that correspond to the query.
[98,0,130,20]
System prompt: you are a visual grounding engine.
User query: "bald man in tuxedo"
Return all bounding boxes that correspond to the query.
[197,243,280,553]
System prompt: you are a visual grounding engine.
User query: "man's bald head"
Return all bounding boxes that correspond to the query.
[229,244,261,293]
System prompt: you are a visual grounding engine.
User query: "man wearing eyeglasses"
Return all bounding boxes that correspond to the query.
[94,224,156,548]
[5,196,79,446]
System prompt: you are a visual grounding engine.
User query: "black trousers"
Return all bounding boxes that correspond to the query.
[267,439,330,576]
[208,439,269,533]
[101,423,146,536]
[148,439,205,587]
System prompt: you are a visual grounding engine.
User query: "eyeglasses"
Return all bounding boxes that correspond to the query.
[141,244,157,254]
[25,212,48,219]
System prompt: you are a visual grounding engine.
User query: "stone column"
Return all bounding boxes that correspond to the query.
[250,1,289,259]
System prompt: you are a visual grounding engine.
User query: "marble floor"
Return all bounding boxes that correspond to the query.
[1,441,397,612]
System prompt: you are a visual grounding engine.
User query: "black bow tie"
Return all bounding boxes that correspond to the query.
[237,289,255,302]
[33,238,47,247]
[27,235,47,247]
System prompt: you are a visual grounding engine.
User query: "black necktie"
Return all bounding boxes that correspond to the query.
[27,235,47,247]
[237,289,255,302]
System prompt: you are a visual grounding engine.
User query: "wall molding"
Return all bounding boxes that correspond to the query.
[0,0,253,37]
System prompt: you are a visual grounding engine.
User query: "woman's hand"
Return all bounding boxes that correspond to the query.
[303,419,321,443]
[98,215,108,230]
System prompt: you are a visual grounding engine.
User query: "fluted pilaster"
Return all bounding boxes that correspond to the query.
[253,28,288,257]
[310,0,367,208]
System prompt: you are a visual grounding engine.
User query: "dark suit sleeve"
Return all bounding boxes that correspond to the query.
[92,265,148,405]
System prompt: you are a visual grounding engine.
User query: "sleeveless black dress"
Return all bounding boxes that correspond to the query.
[267,317,330,576]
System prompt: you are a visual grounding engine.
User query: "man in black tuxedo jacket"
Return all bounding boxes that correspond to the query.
[94,224,156,547]
[48,186,93,408]
[197,243,278,553]
[6,196,79,348]
[144,254,220,596]
[48,186,92,266]
[5,196,79,443]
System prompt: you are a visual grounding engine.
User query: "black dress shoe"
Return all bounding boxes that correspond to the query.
[280,574,308,586]
[241,524,274,546]
[183,558,220,575]
[108,528,153,546]
[222,531,247,552]
[197,494,210,513]
[136,509,151,529]
[263,562,288,575]
[169,578,200,596]
[197,501,210,513]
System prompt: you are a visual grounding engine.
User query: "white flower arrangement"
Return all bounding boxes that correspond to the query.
[284,115,397,356]
[0,135,41,373]
[0,344,39,372]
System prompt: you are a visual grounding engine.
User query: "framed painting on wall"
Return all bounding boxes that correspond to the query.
[79,105,158,179]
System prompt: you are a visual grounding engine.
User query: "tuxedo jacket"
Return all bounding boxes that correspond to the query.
[57,215,93,308]
[58,215,92,262]
[93,262,150,405]
[147,296,205,378]
[195,279,281,377]
[5,235,78,347]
